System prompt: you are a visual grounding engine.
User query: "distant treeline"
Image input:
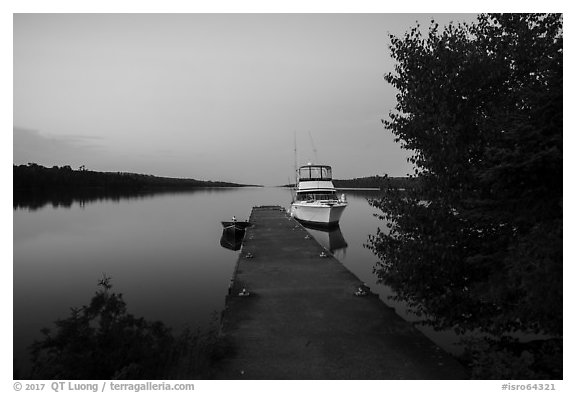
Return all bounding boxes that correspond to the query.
[14,163,255,190]
[333,175,418,190]
[282,175,418,190]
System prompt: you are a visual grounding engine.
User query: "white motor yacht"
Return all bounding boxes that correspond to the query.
[290,164,347,226]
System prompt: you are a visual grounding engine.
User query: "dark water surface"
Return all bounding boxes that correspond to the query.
[13,187,462,375]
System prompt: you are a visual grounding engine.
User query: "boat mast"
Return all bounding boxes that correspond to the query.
[287,132,297,203]
[308,131,318,163]
[293,132,298,186]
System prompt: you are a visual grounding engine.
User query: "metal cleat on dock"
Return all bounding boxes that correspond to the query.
[354,283,371,296]
[354,287,368,296]
[238,288,251,297]
[319,251,328,258]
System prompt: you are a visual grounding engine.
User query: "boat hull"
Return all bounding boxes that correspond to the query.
[290,202,346,227]
[221,221,252,232]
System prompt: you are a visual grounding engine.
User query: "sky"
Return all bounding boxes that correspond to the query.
[13,13,480,185]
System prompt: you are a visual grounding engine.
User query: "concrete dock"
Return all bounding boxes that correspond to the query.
[215,206,468,379]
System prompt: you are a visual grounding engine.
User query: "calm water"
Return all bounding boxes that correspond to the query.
[13,187,462,375]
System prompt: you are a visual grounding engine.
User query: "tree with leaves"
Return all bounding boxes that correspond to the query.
[29,276,219,379]
[368,14,562,378]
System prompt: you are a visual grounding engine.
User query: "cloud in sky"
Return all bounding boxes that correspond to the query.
[13,127,106,170]
[13,13,478,184]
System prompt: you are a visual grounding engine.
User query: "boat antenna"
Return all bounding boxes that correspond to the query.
[308,131,318,163]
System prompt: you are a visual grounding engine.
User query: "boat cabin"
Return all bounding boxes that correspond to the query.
[298,165,332,182]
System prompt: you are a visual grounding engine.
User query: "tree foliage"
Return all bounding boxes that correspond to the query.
[29,276,219,379]
[368,13,562,343]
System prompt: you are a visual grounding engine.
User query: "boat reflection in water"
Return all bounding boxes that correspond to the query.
[300,222,348,259]
[220,230,243,251]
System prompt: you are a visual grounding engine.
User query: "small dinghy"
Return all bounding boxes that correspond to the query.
[219,217,251,251]
[221,216,252,234]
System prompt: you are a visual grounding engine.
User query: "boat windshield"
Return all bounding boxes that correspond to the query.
[298,165,332,181]
[296,191,337,201]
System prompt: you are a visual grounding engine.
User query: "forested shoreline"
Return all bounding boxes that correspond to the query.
[13,163,256,190]
[14,163,415,191]
[333,175,417,190]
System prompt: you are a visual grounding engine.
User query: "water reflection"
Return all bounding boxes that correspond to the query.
[14,187,257,377]
[300,222,348,258]
[13,187,242,211]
